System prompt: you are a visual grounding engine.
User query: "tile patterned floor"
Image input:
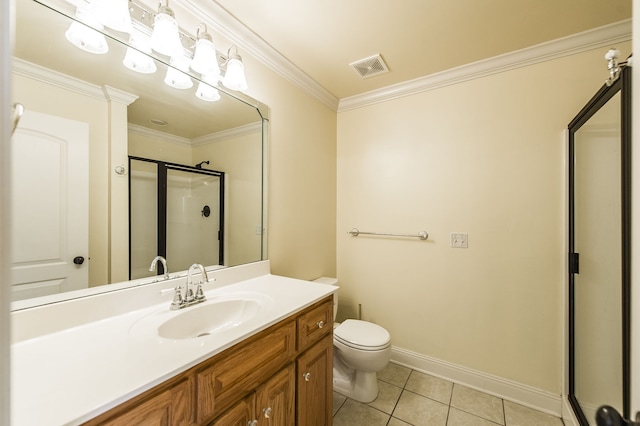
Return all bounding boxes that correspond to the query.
[332,363,565,426]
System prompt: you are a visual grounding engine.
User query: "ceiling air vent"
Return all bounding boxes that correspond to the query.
[349,54,389,79]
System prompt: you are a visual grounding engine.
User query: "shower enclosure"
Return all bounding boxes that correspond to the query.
[568,65,631,424]
[129,157,224,280]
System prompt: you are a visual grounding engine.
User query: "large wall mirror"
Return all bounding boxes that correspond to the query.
[10,0,268,308]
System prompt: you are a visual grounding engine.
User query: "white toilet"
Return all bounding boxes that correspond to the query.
[313,277,391,403]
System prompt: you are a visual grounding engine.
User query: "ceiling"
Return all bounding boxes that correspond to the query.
[213,0,632,100]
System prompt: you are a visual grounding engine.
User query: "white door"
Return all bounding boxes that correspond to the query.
[10,110,89,301]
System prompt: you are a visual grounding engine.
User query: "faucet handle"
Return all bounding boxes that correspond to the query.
[170,286,184,310]
[194,282,206,301]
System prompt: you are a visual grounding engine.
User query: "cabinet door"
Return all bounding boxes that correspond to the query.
[256,363,295,426]
[196,320,296,423]
[209,394,255,426]
[297,334,333,426]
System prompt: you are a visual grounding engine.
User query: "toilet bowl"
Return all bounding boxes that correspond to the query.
[313,277,391,403]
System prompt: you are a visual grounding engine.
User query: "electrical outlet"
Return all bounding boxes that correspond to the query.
[450,232,468,248]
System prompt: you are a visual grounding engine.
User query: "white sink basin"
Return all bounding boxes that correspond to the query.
[158,299,263,340]
[129,292,273,341]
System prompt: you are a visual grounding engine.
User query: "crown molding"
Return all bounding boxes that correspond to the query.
[12,57,108,102]
[177,0,339,111]
[128,123,192,146]
[338,19,632,112]
[128,121,261,146]
[191,121,263,146]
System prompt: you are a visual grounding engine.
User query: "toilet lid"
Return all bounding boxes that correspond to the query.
[334,319,390,350]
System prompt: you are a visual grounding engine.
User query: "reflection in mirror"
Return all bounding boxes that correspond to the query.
[10,0,267,307]
[573,91,622,424]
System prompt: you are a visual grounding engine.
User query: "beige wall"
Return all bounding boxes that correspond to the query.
[336,42,631,394]
[246,62,338,279]
[193,131,263,266]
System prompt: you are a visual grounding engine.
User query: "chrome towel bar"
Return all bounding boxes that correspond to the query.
[348,228,428,240]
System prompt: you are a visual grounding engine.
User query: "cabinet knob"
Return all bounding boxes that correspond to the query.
[303,372,311,382]
[248,421,258,426]
[263,407,272,419]
[317,320,325,329]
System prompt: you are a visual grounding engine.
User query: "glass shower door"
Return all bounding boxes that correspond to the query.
[165,167,223,273]
[129,158,224,280]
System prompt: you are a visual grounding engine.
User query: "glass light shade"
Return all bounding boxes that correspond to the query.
[92,0,133,33]
[222,56,248,91]
[65,8,109,54]
[123,33,157,74]
[191,38,220,76]
[151,11,182,57]
[164,55,193,89]
[196,74,221,102]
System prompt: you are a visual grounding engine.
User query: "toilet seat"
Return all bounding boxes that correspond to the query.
[334,319,390,351]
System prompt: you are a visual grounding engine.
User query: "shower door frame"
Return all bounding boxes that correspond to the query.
[128,156,225,278]
[567,65,631,424]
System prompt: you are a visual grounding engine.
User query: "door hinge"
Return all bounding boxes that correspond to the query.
[569,252,580,274]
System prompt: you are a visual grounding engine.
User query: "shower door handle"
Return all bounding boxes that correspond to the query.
[73,256,85,265]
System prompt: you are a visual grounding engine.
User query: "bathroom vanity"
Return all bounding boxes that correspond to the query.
[11,261,336,425]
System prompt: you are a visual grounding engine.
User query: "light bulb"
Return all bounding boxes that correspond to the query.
[164,55,193,89]
[222,55,248,91]
[65,7,109,54]
[196,74,221,102]
[150,4,182,57]
[92,0,132,33]
[191,25,220,76]
[123,32,157,74]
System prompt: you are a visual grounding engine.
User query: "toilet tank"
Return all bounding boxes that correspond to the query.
[313,277,338,320]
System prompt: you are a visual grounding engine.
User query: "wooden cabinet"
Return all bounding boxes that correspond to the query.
[83,295,333,426]
[196,320,296,423]
[83,376,192,426]
[297,334,333,426]
[209,394,254,426]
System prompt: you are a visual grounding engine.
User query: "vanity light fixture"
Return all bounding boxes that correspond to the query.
[91,0,133,33]
[164,54,193,89]
[65,6,109,54]
[123,31,157,74]
[150,0,182,57]
[190,23,220,77]
[63,0,250,94]
[196,73,221,102]
[222,46,248,91]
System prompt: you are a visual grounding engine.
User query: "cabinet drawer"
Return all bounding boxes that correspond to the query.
[83,376,192,426]
[196,320,296,423]
[297,297,333,352]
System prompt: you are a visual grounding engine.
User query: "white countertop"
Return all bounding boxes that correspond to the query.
[11,267,336,426]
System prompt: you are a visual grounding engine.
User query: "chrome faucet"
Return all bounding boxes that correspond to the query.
[170,263,209,310]
[149,255,169,280]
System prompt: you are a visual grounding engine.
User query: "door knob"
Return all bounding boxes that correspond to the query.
[73,256,85,265]
[596,406,640,426]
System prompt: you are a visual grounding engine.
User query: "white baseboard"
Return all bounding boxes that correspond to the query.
[391,346,563,417]
[562,399,579,426]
